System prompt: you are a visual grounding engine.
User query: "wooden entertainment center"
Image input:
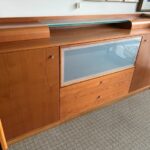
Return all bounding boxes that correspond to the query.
[0,14,150,145]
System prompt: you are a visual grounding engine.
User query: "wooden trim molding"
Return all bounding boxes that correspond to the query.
[0,13,149,146]
[0,26,50,43]
[0,14,140,24]
[0,120,8,150]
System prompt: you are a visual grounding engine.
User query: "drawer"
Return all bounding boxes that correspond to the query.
[60,68,134,120]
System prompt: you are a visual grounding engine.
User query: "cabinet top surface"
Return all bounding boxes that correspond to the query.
[0,14,150,53]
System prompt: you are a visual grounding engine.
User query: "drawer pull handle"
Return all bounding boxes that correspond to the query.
[48,55,54,59]
[144,39,147,42]
[97,95,101,100]
[99,81,103,85]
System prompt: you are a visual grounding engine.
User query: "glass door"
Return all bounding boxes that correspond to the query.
[61,37,142,86]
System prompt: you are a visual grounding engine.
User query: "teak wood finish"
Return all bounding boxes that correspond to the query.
[130,34,150,91]
[0,26,50,43]
[0,14,150,144]
[60,68,134,119]
[0,14,139,24]
[0,47,60,140]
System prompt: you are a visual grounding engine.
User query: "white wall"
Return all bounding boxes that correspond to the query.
[0,0,138,17]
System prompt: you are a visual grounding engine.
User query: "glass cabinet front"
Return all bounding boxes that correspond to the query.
[61,37,142,86]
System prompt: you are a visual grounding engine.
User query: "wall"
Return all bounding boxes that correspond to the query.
[0,0,138,17]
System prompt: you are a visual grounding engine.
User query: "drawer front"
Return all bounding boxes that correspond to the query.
[60,68,134,120]
[61,37,141,86]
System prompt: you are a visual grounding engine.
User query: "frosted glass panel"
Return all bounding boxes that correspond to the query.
[61,37,141,86]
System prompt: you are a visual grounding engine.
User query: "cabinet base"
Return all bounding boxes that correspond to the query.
[8,86,150,146]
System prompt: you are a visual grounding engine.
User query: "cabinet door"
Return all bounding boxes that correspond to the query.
[61,37,141,86]
[0,47,59,140]
[130,34,150,91]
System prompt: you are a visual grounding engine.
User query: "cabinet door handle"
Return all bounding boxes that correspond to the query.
[48,55,54,59]
[97,95,102,100]
[144,39,147,42]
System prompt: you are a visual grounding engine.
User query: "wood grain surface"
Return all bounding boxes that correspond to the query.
[0,47,60,140]
[60,68,134,119]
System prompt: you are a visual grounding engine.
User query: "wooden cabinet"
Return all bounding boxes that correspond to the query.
[130,34,150,91]
[1,16,150,143]
[60,68,134,120]
[0,47,60,140]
